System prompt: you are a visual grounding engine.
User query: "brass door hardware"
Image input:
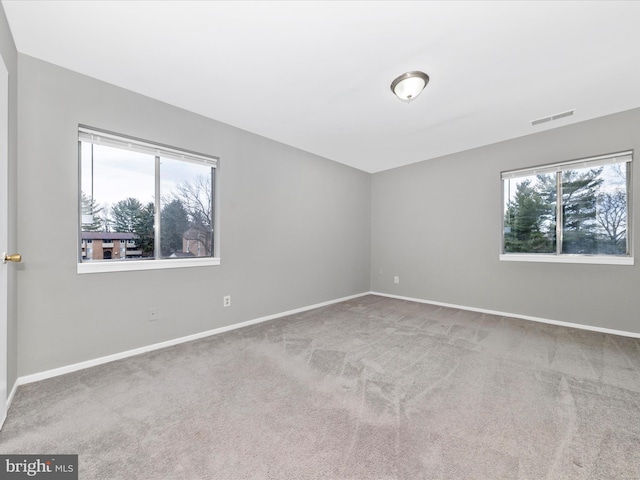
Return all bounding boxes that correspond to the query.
[2,253,21,263]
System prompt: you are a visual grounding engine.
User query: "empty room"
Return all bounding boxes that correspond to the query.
[1,1,640,479]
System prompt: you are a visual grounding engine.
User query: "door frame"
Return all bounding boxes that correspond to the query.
[0,53,9,428]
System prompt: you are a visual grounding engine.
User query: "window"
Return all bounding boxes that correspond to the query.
[501,151,632,265]
[78,126,219,273]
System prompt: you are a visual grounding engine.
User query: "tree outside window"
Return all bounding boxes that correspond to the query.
[79,127,216,263]
[503,153,630,257]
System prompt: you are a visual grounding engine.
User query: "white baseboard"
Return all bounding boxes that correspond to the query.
[370,291,640,339]
[14,289,638,394]
[5,378,18,413]
[16,292,370,387]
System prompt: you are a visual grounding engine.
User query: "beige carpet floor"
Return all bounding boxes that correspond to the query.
[1,295,640,479]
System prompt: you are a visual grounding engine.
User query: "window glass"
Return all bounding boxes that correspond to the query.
[503,173,556,254]
[159,157,214,258]
[502,152,631,258]
[79,129,217,264]
[561,163,627,255]
[81,143,155,260]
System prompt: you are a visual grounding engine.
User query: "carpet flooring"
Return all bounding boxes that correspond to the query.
[1,295,640,479]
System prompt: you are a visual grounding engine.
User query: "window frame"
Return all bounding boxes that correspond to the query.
[77,126,220,274]
[500,150,634,265]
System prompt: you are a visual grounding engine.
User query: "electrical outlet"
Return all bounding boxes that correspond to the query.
[223,295,231,307]
[148,308,158,321]
[394,276,400,284]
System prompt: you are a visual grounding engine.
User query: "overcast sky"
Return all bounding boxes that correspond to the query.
[81,142,210,210]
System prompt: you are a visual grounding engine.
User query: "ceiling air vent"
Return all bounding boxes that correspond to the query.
[531,109,575,126]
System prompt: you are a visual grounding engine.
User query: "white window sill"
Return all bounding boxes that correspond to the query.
[499,254,634,266]
[77,257,220,274]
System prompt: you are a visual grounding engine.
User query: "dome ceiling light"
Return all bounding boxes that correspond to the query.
[390,71,430,103]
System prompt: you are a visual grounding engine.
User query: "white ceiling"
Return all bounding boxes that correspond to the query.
[3,1,640,173]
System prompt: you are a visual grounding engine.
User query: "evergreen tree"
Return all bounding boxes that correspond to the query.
[504,179,555,253]
[160,199,189,256]
[560,168,603,253]
[111,197,144,233]
[135,202,155,257]
[81,192,104,232]
[504,168,605,255]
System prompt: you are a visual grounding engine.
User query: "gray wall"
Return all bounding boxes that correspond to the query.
[10,34,640,379]
[371,107,640,333]
[16,55,371,376]
[0,4,18,393]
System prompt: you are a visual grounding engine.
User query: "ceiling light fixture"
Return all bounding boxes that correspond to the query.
[390,71,430,103]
